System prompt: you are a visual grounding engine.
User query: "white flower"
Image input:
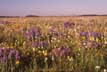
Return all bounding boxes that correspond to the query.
[105,41,107,44]
[32,47,35,51]
[104,69,107,72]
[95,66,100,69]
[67,35,71,38]
[52,56,54,61]
[83,42,87,46]
[45,57,48,62]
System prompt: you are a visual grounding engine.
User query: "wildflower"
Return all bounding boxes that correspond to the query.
[15,50,20,60]
[57,39,60,42]
[51,45,71,57]
[8,48,16,58]
[80,32,88,36]
[96,37,99,42]
[43,50,48,56]
[52,37,57,41]
[32,47,36,51]
[16,60,20,64]
[64,21,75,28]
[83,42,87,46]
[45,57,48,62]
[95,65,100,69]
[79,32,88,40]
[67,56,73,61]
[90,36,95,41]
[91,41,97,48]
[1,55,7,63]
[48,26,56,33]
[104,69,107,72]
[51,56,54,61]
[23,41,26,45]
[33,41,48,48]
[105,41,107,44]
[67,35,71,38]
[24,27,42,40]
[90,32,101,41]
[38,50,42,54]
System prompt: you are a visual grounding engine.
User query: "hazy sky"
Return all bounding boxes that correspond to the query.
[0,0,107,16]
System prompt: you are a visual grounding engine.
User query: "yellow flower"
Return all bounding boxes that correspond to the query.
[32,47,36,51]
[43,50,48,56]
[105,41,107,44]
[90,36,94,41]
[67,56,73,61]
[38,50,42,53]
[96,37,99,42]
[16,60,20,64]
[82,36,86,40]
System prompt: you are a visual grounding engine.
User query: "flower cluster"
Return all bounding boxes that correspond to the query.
[51,45,71,57]
[24,27,42,40]
[0,47,20,64]
[79,31,103,48]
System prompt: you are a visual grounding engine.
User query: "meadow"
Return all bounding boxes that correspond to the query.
[0,16,107,72]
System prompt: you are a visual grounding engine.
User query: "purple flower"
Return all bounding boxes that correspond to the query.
[33,41,48,48]
[64,21,75,28]
[90,41,98,48]
[15,50,20,60]
[0,48,7,63]
[80,32,88,36]
[40,41,48,47]
[51,46,71,57]
[48,26,56,33]
[0,21,10,25]
[0,48,20,63]
[79,32,89,40]
[24,27,42,40]
[1,55,6,63]
[90,32,101,38]
[0,48,4,56]
[9,49,15,57]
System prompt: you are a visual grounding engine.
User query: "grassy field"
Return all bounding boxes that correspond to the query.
[0,16,107,72]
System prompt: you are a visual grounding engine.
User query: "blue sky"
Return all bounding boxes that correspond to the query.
[0,0,107,16]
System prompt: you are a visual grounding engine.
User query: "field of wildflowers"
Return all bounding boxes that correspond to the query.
[0,16,107,72]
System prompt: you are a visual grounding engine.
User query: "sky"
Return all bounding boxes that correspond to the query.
[0,0,107,16]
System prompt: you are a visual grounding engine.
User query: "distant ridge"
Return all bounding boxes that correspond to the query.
[0,16,20,18]
[0,14,107,18]
[25,15,39,17]
[78,14,107,16]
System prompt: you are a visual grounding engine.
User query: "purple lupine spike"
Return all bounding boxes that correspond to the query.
[33,41,40,47]
[60,46,71,56]
[15,50,20,60]
[24,27,42,40]
[0,48,5,57]
[1,55,6,63]
[40,41,48,47]
[0,47,21,63]
[8,48,16,58]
